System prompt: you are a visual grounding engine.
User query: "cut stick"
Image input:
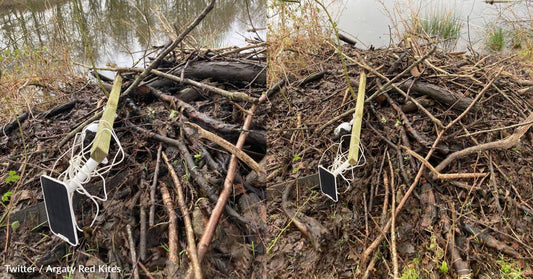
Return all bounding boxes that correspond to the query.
[184,122,265,174]
[126,224,140,279]
[149,144,162,227]
[348,71,366,165]
[187,93,268,279]
[160,182,178,264]
[162,152,203,279]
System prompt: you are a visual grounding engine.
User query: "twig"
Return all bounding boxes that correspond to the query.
[160,181,178,264]
[188,93,268,278]
[456,119,533,138]
[387,152,399,279]
[162,152,203,279]
[210,42,266,60]
[340,50,444,128]
[131,124,249,225]
[138,262,155,279]
[435,111,533,174]
[149,144,162,227]
[93,66,258,103]
[120,0,215,97]
[401,146,487,180]
[139,205,147,262]
[126,224,140,279]
[366,46,436,102]
[184,122,265,174]
[150,87,242,133]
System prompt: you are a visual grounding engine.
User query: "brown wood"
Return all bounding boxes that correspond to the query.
[401,80,480,112]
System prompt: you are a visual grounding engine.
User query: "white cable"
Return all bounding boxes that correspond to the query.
[52,120,124,230]
[318,134,366,192]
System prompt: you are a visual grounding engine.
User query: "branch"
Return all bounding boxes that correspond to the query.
[434,111,533,175]
[184,122,265,174]
[120,0,215,97]
[162,152,203,279]
[160,181,178,264]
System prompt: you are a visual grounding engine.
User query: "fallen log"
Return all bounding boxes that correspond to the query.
[148,61,266,87]
[401,80,480,112]
[2,111,29,135]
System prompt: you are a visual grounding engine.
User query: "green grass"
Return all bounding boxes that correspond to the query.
[487,28,505,51]
[413,9,462,49]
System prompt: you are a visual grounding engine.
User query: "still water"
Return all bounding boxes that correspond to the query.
[337,0,532,51]
[0,0,266,69]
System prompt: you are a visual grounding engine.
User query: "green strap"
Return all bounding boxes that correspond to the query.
[90,75,122,163]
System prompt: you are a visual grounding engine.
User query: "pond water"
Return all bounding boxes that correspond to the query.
[0,0,266,69]
[336,0,533,52]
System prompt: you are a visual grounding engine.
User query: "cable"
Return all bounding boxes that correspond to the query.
[51,120,124,230]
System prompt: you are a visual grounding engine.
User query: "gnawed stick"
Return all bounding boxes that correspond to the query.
[126,224,140,279]
[162,152,203,279]
[160,181,178,264]
[187,93,268,278]
[401,146,488,180]
[139,202,147,261]
[434,111,533,175]
[440,204,472,279]
[149,144,162,227]
[463,222,519,257]
[184,122,265,174]
[129,124,249,226]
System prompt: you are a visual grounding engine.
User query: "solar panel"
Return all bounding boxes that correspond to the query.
[318,165,338,202]
[40,175,78,246]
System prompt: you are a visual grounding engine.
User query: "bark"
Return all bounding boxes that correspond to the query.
[401,80,480,112]
[148,61,266,88]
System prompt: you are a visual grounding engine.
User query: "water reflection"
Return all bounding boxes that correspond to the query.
[0,0,266,68]
[337,0,532,52]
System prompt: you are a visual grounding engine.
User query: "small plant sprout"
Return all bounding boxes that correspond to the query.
[168,109,179,120]
[194,152,202,164]
[292,154,301,162]
[5,170,21,184]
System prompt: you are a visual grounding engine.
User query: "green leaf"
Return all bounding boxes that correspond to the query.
[2,192,12,202]
[5,170,20,184]
[292,154,301,162]
[168,110,179,120]
[11,221,19,230]
[440,261,449,274]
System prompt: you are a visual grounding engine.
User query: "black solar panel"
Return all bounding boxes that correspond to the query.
[40,175,78,246]
[318,165,338,202]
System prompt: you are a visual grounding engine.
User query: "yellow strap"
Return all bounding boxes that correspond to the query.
[90,75,122,162]
[348,71,366,165]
